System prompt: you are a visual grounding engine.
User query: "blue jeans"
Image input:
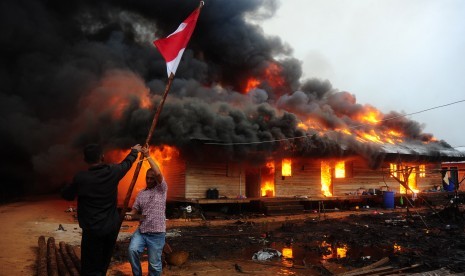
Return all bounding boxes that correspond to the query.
[128,228,165,276]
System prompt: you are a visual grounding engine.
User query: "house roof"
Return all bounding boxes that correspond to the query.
[380,140,465,158]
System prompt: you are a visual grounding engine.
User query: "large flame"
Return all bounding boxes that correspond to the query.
[390,164,420,194]
[334,161,345,178]
[244,62,285,93]
[261,161,275,197]
[297,104,422,145]
[282,159,292,176]
[105,145,179,206]
[357,106,381,124]
[321,161,332,197]
[245,78,261,93]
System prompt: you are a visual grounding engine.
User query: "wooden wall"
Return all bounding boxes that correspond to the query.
[274,156,444,197]
[417,163,443,192]
[177,155,446,199]
[184,160,243,199]
[333,157,390,196]
[163,154,186,200]
[274,158,322,197]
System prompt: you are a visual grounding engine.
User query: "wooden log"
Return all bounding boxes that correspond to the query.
[55,245,70,276]
[46,237,59,276]
[59,242,79,276]
[38,236,47,276]
[66,243,81,273]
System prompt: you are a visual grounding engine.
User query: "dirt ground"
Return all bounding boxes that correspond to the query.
[1,194,465,276]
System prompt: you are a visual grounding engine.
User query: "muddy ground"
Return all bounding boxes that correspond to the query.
[1,195,464,275]
[111,204,465,275]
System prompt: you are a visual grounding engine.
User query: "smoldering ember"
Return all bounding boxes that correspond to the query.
[1,0,465,275]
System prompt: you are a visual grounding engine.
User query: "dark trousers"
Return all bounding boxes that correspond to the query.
[81,228,118,276]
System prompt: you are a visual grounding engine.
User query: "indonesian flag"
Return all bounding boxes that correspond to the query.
[153,6,201,77]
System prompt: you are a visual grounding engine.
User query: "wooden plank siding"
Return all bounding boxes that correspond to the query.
[274,157,444,198]
[163,154,186,200]
[173,155,445,200]
[274,158,322,197]
[334,157,389,196]
[184,161,243,199]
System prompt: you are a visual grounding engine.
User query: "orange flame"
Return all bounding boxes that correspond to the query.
[245,78,261,93]
[261,181,275,197]
[282,247,293,259]
[282,159,292,176]
[390,164,420,194]
[105,145,179,206]
[321,161,332,197]
[321,241,348,259]
[261,161,275,197]
[244,62,285,93]
[335,161,345,178]
[357,107,382,124]
[336,244,348,258]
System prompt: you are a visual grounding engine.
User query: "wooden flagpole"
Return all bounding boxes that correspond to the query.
[119,73,175,222]
[119,2,205,220]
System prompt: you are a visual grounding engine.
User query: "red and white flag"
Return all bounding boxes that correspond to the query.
[153,6,201,77]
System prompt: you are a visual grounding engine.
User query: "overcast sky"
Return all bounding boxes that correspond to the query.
[261,0,465,149]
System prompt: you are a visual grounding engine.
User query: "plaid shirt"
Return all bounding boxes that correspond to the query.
[132,178,167,233]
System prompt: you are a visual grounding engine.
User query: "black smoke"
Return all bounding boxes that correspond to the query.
[0,0,445,199]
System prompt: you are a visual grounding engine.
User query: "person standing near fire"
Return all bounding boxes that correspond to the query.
[61,143,143,276]
[125,147,168,276]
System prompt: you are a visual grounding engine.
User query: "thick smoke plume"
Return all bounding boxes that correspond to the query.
[0,0,445,199]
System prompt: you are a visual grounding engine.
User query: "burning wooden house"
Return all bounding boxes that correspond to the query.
[99,67,465,209]
[114,134,465,207]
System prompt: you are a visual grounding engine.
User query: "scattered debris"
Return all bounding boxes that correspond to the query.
[252,248,282,261]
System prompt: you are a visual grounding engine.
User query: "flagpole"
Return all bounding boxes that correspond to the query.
[119,73,175,222]
[119,2,204,219]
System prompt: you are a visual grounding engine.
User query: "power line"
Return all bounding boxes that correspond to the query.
[205,99,465,146]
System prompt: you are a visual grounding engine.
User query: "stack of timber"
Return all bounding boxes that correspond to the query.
[37,236,80,276]
[261,199,304,216]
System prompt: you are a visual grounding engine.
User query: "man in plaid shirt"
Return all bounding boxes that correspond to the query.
[125,147,167,276]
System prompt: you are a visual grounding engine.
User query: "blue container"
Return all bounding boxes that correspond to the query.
[445,180,455,191]
[383,191,395,209]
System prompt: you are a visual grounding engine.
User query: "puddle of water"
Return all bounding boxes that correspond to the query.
[243,239,396,274]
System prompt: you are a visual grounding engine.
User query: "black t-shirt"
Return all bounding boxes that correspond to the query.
[62,149,138,234]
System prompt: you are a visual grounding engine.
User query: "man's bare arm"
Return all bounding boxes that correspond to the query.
[142,147,163,184]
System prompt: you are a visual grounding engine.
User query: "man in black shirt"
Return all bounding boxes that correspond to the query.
[62,143,142,275]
